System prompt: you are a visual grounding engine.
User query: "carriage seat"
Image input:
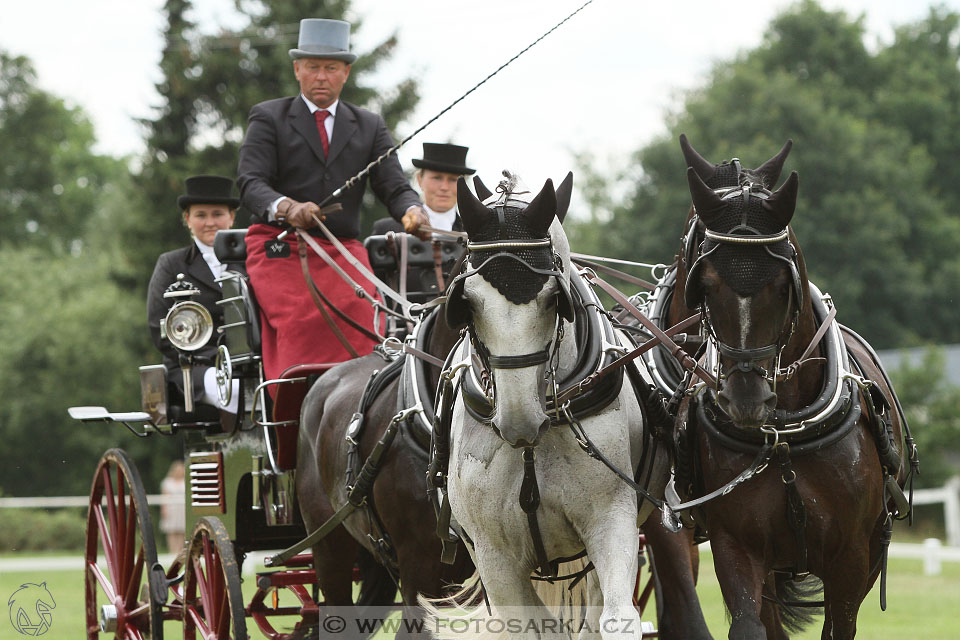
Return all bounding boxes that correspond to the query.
[271,363,338,470]
[364,233,465,304]
[212,229,262,359]
[214,229,248,263]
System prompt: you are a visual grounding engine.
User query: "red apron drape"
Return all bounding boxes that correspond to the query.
[245,223,379,383]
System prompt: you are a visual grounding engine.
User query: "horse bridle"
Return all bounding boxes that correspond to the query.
[448,237,572,372]
[685,185,804,383]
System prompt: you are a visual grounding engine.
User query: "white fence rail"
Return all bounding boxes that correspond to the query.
[0,494,183,508]
[3,477,959,575]
[910,476,960,548]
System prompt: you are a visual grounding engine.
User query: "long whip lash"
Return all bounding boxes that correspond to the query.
[316,0,596,208]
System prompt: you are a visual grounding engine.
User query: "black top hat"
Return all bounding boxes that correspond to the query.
[177,175,240,210]
[411,143,475,175]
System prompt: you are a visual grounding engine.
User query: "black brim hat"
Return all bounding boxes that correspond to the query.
[412,143,475,175]
[289,19,357,64]
[177,175,240,210]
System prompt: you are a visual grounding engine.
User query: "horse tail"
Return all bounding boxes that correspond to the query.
[419,558,590,640]
[772,573,824,634]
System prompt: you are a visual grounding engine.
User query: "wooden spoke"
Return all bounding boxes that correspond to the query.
[84,449,165,639]
[182,517,247,640]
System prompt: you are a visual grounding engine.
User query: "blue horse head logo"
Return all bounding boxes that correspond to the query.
[7,583,56,636]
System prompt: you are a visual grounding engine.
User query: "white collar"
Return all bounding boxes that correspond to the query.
[194,237,216,258]
[424,204,458,231]
[425,204,457,217]
[301,95,339,117]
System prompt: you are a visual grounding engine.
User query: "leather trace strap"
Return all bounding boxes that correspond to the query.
[583,270,718,387]
[302,218,415,317]
[661,442,774,531]
[298,238,360,358]
[555,312,701,407]
[519,447,555,578]
[571,256,656,291]
[777,305,838,381]
[432,240,447,293]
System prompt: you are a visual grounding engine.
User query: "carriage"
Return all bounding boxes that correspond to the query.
[68,223,673,639]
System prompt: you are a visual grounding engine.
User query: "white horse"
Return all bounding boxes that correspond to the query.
[430,174,669,639]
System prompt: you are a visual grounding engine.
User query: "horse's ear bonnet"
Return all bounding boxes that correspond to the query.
[445,176,575,329]
[473,176,494,202]
[684,168,803,309]
[445,274,470,329]
[683,168,723,309]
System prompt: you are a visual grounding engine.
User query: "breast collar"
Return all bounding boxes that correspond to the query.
[454,269,630,426]
[691,283,863,454]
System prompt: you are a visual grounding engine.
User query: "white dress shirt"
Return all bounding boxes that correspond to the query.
[194,238,225,282]
[426,204,457,231]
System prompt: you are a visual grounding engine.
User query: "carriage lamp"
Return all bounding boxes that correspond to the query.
[163,301,214,352]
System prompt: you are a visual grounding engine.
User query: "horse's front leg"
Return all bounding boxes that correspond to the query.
[642,518,713,640]
[472,544,567,640]
[581,507,644,640]
[710,531,768,640]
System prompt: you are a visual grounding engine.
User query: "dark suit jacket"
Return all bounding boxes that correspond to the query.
[146,243,247,398]
[237,96,420,238]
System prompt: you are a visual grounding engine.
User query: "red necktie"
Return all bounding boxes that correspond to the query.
[314,110,330,157]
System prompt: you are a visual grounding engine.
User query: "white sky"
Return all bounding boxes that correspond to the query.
[1,0,956,189]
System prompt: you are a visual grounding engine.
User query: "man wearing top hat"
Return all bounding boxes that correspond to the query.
[147,175,244,414]
[237,18,428,383]
[371,142,475,235]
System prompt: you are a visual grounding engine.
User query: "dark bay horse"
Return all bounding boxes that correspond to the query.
[675,164,911,639]
[296,305,473,631]
[634,135,793,639]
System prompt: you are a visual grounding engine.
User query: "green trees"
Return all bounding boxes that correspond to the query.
[890,349,960,487]
[569,1,960,349]
[0,53,122,253]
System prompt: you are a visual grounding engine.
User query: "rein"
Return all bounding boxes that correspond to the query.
[582,270,718,388]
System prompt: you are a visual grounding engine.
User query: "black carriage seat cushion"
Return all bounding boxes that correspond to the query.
[214,229,248,263]
[364,234,465,303]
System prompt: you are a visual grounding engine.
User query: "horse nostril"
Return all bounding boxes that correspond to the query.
[763,390,778,412]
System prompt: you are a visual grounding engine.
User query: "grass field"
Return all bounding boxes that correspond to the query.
[2,551,958,638]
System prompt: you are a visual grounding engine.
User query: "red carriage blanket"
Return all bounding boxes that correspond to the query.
[245,223,379,387]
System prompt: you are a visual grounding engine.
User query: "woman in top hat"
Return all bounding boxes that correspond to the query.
[146,175,244,414]
[371,143,475,235]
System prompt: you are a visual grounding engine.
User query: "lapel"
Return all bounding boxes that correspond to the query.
[184,243,219,292]
[327,101,357,165]
[289,97,327,164]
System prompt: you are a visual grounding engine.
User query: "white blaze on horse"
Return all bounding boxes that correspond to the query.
[426,173,670,639]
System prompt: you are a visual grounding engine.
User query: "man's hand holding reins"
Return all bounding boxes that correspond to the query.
[277,198,322,229]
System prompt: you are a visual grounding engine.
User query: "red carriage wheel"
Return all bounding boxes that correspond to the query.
[182,517,248,640]
[85,448,165,639]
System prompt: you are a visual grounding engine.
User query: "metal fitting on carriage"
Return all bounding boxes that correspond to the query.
[251,455,263,511]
